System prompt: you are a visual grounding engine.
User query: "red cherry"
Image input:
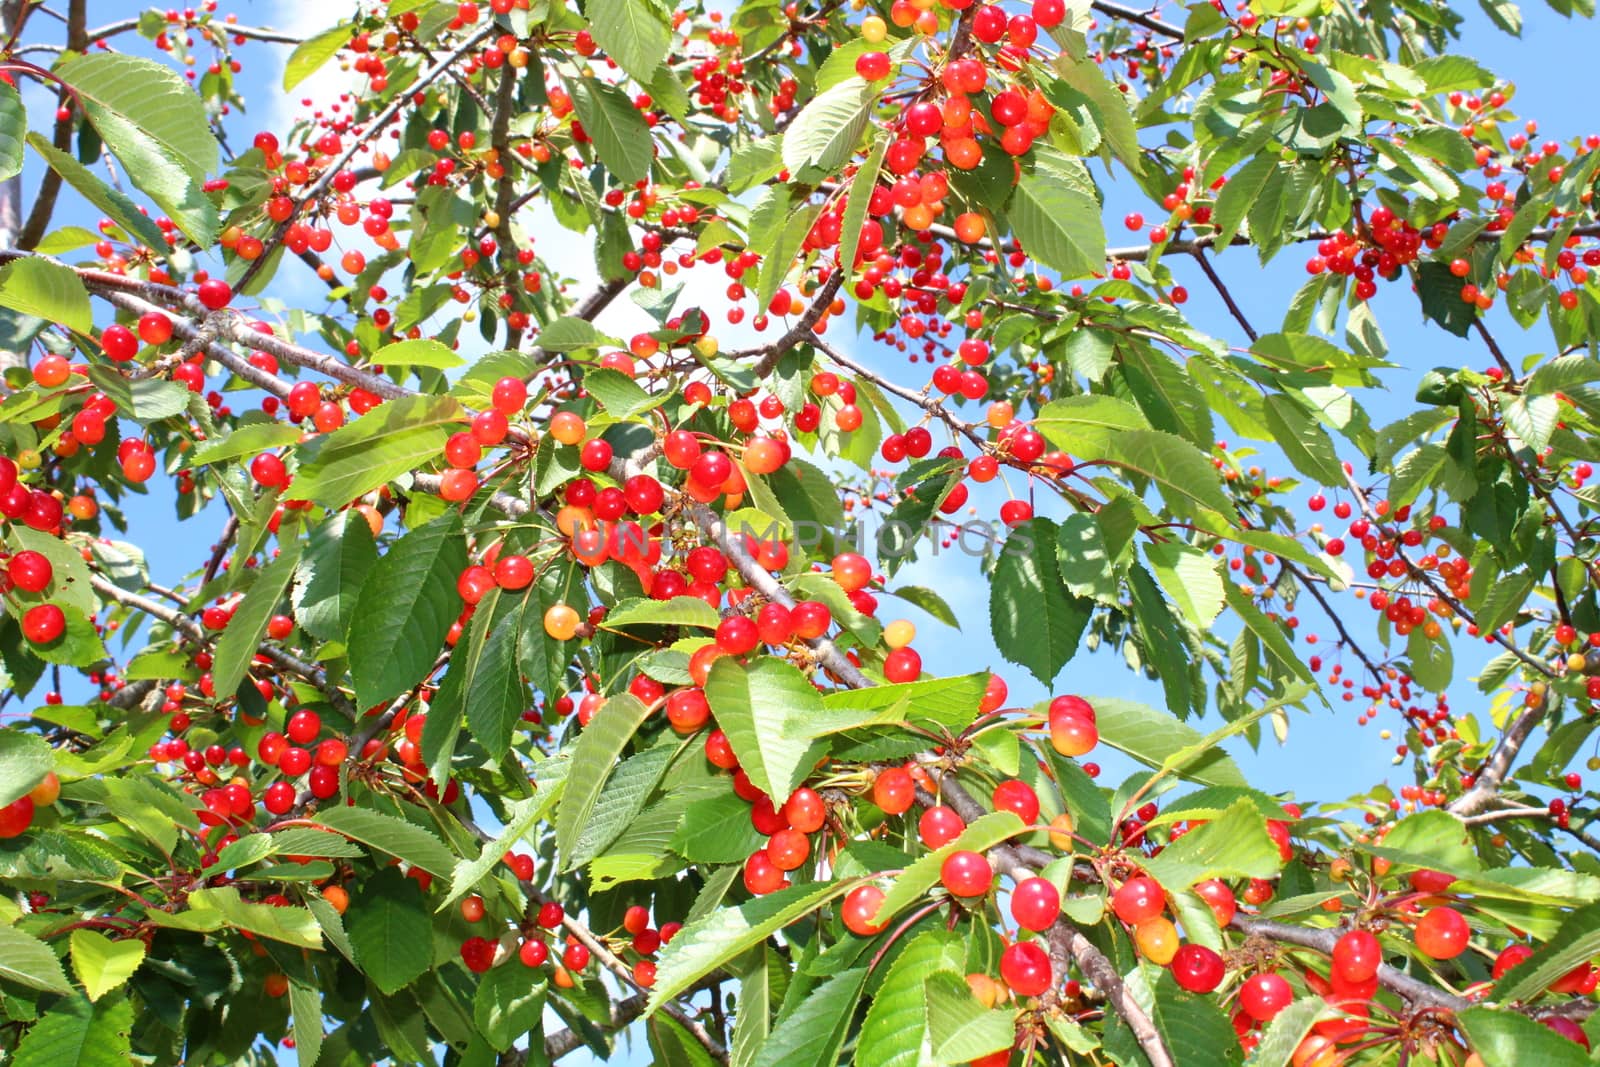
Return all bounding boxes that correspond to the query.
[992,780,1040,826]
[1413,907,1469,960]
[21,604,65,644]
[1239,973,1293,1022]
[101,324,139,361]
[197,279,233,310]
[1010,877,1061,932]
[716,616,760,655]
[1111,876,1165,924]
[1332,929,1381,983]
[841,885,887,936]
[998,940,1051,997]
[1170,944,1225,993]
[0,796,35,838]
[872,767,915,814]
[940,850,993,897]
[919,805,965,848]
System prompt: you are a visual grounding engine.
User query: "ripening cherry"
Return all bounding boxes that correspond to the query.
[138,312,174,345]
[743,850,785,895]
[1332,928,1381,983]
[250,452,287,488]
[32,355,69,388]
[1194,879,1237,927]
[519,938,549,967]
[940,850,993,897]
[1413,906,1469,959]
[873,766,915,814]
[855,51,891,80]
[263,780,295,815]
[1491,943,1532,979]
[494,554,534,590]
[998,940,1051,997]
[919,805,965,848]
[1407,868,1456,893]
[1049,706,1098,757]
[544,604,581,640]
[491,376,527,414]
[1171,944,1225,993]
[665,688,710,733]
[286,709,321,744]
[1240,972,1294,1021]
[197,279,233,310]
[832,552,872,592]
[1134,917,1180,965]
[841,885,888,936]
[1011,877,1061,932]
[756,603,793,646]
[1111,876,1165,924]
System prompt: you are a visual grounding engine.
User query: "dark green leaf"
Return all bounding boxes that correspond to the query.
[990,518,1090,686]
[346,869,433,995]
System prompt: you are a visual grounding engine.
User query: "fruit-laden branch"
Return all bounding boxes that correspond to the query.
[1090,0,1185,39]
[80,12,306,46]
[1228,914,1472,1013]
[86,573,355,717]
[937,777,1177,1067]
[749,270,845,377]
[233,21,498,293]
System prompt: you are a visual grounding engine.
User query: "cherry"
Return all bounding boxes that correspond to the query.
[841,885,887,936]
[8,550,53,593]
[1239,972,1293,1022]
[940,850,993,897]
[0,796,35,838]
[716,616,760,655]
[22,604,65,645]
[855,51,891,81]
[1490,943,1532,979]
[1413,906,1469,959]
[1332,928,1381,983]
[782,787,826,833]
[1171,944,1225,993]
[519,939,549,967]
[1010,877,1060,932]
[1111,876,1165,925]
[1134,918,1180,965]
[872,766,915,814]
[263,780,295,815]
[998,940,1051,997]
[138,311,174,345]
[919,805,965,848]
[743,851,784,894]
[101,324,138,361]
[883,646,921,682]
[992,780,1040,825]
[197,279,233,309]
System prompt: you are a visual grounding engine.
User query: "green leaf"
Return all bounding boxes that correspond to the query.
[288,980,324,1067]
[67,930,144,1002]
[1456,1006,1588,1067]
[475,966,548,1052]
[781,76,876,176]
[0,257,91,334]
[210,542,301,704]
[1211,154,1277,251]
[704,657,827,802]
[10,994,132,1067]
[1144,798,1283,887]
[292,510,377,643]
[55,52,219,243]
[924,970,1014,1062]
[0,731,52,807]
[373,338,464,369]
[315,806,455,877]
[25,136,170,255]
[1241,996,1326,1066]
[586,0,671,83]
[871,812,1025,925]
[671,789,766,864]
[441,771,565,909]
[0,923,72,993]
[575,742,679,867]
[1144,541,1224,628]
[648,879,857,1013]
[839,133,888,275]
[751,966,867,1067]
[604,596,721,630]
[187,421,303,467]
[990,518,1091,686]
[857,930,967,1067]
[1263,394,1346,484]
[568,75,653,183]
[584,367,663,420]
[1492,901,1600,1002]
[555,693,652,869]
[186,887,322,947]
[283,21,350,90]
[539,316,620,351]
[1083,697,1249,787]
[1225,584,1315,686]
[462,598,531,761]
[886,584,960,629]
[285,394,463,508]
[1009,168,1105,278]
[346,868,433,995]
[0,81,24,181]
[347,511,468,709]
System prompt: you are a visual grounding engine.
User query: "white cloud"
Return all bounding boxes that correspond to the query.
[264,0,361,141]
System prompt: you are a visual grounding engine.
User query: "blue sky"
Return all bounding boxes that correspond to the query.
[19,0,1598,1061]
